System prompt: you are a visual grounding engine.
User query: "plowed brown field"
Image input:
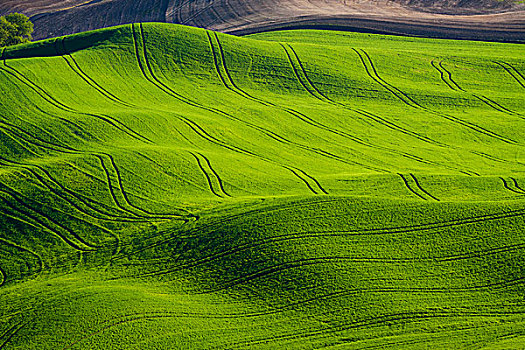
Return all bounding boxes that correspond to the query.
[0,0,524,42]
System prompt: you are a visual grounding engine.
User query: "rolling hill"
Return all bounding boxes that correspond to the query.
[1,0,524,42]
[0,23,524,348]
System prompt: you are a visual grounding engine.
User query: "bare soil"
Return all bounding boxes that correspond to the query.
[1,0,524,42]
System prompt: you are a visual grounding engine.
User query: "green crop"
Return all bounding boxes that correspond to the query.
[0,23,523,349]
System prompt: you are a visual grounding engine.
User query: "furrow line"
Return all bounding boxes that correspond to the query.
[410,174,439,201]
[281,43,331,103]
[0,128,41,157]
[104,153,176,218]
[111,198,352,261]
[431,60,458,91]
[285,47,451,150]
[115,201,525,264]
[284,44,337,103]
[180,117,325,194]
[136,152,209,192]
[140,235,525,279]
[439,61,521,117]
[56,37,135,109]
[222,310,515,349]
[63,40,135,108]
[179,117,258,158]
[292,168,328,195]
[197,152,232,197]
[355,49,515,144]
[0,238,43,277]
[1,119,157,222]
[180,0,216,24]
[137,24,387,173]
[171,0,193,23]
[494,61,525,89]
[206,31,233,92]
[1,60,148,144]
[438,61,465,91]
[512,178,525,193]
[0,118,75,151]
[353,108,449,148]
[2,61,72,111]
[0,158,150,223]
[0,265,5,287]
[501,177,525,195]
[285,168,319,195]
[354,48,419,108]
[211,31,275,106]
[0,196,92,252]
[200,255,525,293]
[0,176,117,240]
[1,116,176,220]
[96,155,165,220]
[189,152,223,198]
[398,174,427,200]
[0,321,25,349]
[0,124,174,221]
[282,45,476,173]
[220,40,369,149]
[473,94,521,117]
[0,188,99,250]
[63,308,284,350]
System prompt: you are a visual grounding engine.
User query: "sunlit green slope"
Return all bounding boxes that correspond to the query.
[0,23,524,349]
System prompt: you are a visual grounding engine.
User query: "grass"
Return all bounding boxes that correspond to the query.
[0,22,523,349]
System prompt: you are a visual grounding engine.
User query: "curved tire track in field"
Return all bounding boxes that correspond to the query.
[197,152,232,197]
[398,173,427,200]
[205,30,390,173]
[287,45,448,148]
[13,130,174,220]
[0,239,43,278]
[494,61,525,89]
[211,267,524,296]
[435,61,523,118]
[202,29,388,173]
[189,152,231,198]
[0,178,117,245]
[431,60,459,91]
[500,177,525,195]
[56,38,136,109]
[222,309,523,349]
[133,206,525,278]
[0,59,98,143]
[179,117,326,195]
[0,58,151,144]
[0,201,87,250]
[353,48,516,144]
[410,174,439,201]
[111,197,351,262]
[0,113,184,221]
[0,156,156,224]
[282,44,483,176]
[512,178,525,193]
[141,237,525,281]
[0,265,5,287]
[62,298,525,350]
[0,188,98,252]
[0,321,28,349]
[117,197,525,262]
[133,23,328,195]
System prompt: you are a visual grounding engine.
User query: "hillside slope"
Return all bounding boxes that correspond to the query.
[0,23,524,348]
[0,0,524,42]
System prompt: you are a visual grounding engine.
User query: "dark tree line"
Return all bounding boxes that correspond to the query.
[0,13,33,47]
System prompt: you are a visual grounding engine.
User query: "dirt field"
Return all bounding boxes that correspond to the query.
[0,0,524,42]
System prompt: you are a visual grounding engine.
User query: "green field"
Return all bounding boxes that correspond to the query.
[0,23,524,349]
